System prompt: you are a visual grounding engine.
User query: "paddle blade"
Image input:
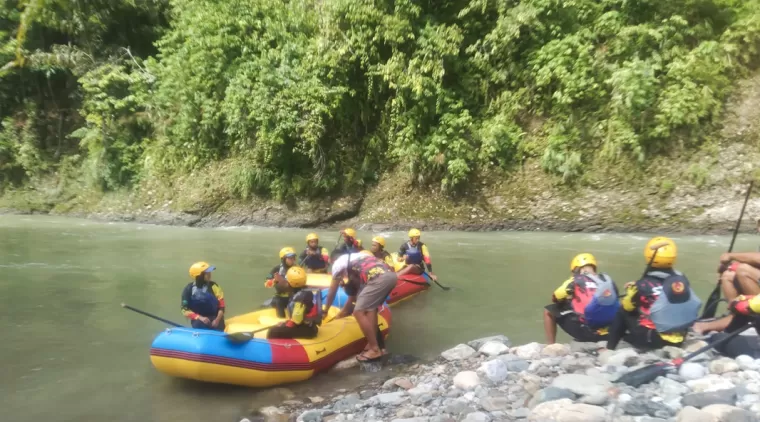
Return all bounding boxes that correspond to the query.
[615,363,672,387]
[225,332,253,343]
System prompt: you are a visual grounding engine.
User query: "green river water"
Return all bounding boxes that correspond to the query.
[0,215,755,422]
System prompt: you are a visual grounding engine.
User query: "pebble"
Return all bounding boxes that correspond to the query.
[333,394,361,412]
[710,358,741,374]
[658,376,691,396]
[479,395,510,412]
[467,335,512,350]
[680,362,707,380]
[541,343,571,357]
[513,342,544,359]
[528,387,577,408]
[686,375,736,393]
[528,398,607,422]
[681,388,737,408]
[579,393,609,406]
[479,340,510,357]
[701,403,759,421]
[735,355,757,371]
[599,348,639,366]
[676,406,717,422]
[370,391,408,407]
[622,398,674,417]
[550,374,612,396]
[384,377,414,390]
[453,371,481,390]
[462,412,491,422]
[441,344,477,361]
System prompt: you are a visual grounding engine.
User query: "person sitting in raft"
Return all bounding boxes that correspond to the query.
[267,266,323,339]
[324,252,397,362]
[299,233,330,273]
[265,247,298,318]
[606,237,702,350]
[397,250,425,276]
[182,261,225,331]
[331,228,362,260]
[542,253,620,344]
[370,236,394,268]
[693,241,760,335]
[397,228,437,281]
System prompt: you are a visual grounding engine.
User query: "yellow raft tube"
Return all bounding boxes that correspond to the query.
[149,304,392,388]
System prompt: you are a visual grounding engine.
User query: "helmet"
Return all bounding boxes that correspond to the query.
[342,228,356,238]
[285,266,307,288]
[279,247,297,259]
[406,250,423,265]
[189,261,215,278]
[645,236,677,268]
[408,228,421,238]
[372,236,386,248]
[570,253,597,272]
[306,233,319,243]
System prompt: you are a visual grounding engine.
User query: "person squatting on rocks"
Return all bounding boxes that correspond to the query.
[267,266,323,340]
[543,253,620,344]
[606,237,702,351]
[265,247,298,318]
[693,242,760,335]
[324,252,397,362]
[181,261,225,331]
[299,233,330,274]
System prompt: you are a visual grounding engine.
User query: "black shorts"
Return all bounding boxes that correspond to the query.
[612,310,683,350]
[545,303,607,342]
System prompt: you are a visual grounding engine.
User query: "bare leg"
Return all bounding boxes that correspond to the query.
[354,309,382,359]
[694,271,739,334]
[736,264,760,294]
[544,309,558,344]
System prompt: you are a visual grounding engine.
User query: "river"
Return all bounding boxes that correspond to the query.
[0,215,755,421]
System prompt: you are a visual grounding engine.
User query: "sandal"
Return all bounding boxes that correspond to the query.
[356,351,384,363]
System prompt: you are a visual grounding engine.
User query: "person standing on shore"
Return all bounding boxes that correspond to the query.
[324,253,397,362]
[606,237,701,350]
[181,262,225,331]
[543,253,619,344]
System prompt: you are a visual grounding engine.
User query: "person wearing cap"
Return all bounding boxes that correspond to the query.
[299,233,330,273]
[397,228,437,280]
[324,253,397,362]
[370,236,394,268]
[265,247,298,318]
[182,261,225,331]
[331,228,362,260]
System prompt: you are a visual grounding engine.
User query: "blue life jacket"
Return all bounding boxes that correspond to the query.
[573,273,619,329]
[188,282,219,318]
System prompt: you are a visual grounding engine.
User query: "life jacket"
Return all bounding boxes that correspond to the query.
[648,270,702,333]
[188,282,220,318]
[287,288,323,326]
[570,273,619,328]
[347,255,392,285]
[302,246,328,270]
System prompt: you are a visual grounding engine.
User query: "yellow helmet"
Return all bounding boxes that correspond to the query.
[342,228,356,238]
[285,266,307,288]
[645,236,677,268]
[306,233,319,243]
[279,247,297,259]
[372,236,386,248]
[189,261,215,278]
[570,253,597,272]
[408,228,421,238]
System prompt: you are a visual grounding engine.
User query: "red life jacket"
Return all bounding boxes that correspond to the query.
[348,255,391,285]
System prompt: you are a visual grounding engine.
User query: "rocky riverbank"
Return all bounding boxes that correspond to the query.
[246,335,760,422]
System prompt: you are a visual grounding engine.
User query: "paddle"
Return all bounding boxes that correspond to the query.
[616,322,754,387]
[422,271,450,291]
[701,181,754,319]
[121,303,183,327]
[225,325,279,342]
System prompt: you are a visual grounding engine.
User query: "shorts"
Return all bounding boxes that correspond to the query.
[355,272,398,311]
[545,303,607,342]
[610,310,683,350]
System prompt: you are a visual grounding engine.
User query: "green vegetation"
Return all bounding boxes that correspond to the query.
[2,0,760,202]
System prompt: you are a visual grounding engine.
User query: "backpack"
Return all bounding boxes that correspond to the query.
[573,273,620,328]
[648,271,701,333]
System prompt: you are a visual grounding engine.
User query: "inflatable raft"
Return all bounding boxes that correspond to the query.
[303,253,431,306]
[150,294,391,388]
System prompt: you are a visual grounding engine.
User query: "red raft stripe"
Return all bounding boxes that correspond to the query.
[270,339,310,367]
